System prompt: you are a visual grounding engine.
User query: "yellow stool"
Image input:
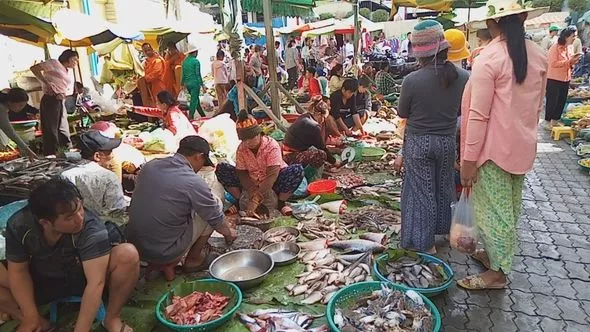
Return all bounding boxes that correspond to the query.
[551,126,576,141]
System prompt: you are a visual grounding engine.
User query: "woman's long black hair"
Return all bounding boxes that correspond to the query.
[156,90,179,107]
[498,15,528,84]
[417,49,458,89]
[557,26,576,46]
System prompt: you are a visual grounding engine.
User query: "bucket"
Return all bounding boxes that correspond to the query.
[307,179,337,195]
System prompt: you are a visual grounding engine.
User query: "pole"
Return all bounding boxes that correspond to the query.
[353,0,360,64]
[263,0,280,117]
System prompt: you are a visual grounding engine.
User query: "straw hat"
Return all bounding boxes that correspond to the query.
[468,0,549,30]
[186,44,200,54]
[444,29,470,62]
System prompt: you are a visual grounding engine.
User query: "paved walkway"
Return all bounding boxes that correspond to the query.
[433,130,590,331]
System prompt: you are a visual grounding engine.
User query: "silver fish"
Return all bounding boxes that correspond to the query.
[298,239,328,251]
[301,291,323,304]
[359,232,388,245]
[328,239,385,253]
[291,284,309,296]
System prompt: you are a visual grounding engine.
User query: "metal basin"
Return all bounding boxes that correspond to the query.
[261,242,300,266]
[209,249,274,289]
[263,226,300,244]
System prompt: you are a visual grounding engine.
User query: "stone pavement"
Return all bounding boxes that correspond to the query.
[432,130,590,332]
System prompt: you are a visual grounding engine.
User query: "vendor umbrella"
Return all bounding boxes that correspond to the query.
[0,2,57,47]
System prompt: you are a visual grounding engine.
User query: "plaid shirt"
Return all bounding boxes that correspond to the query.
[375,71,396,95]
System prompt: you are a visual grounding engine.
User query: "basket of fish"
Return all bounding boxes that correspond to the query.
[327,281,441,332]
[373,249,453,297]
[156,279,242,331]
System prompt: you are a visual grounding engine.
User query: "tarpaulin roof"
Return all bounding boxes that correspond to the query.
[277,18,335,34]
[194,0,316,17]
[302,21,355,37]
[390,0,486,16]
[525,11,569,28]
[0,2,56,46]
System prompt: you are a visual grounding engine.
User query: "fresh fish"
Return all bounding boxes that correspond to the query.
[335,253,366,262]
[314,255,335,267]
[239,314,263,332]
[359,232,388,245]
[291,284,309,296]
[322,291,337,304]
[300,270,323,284]
[328,239,385,253]
[285,284,295,292]
[348,266,363,279]
[298,239,328,251]
[301,250,318,262]
[315,248,331,260]
[353,274,366,283]
[308,325,329,332]
[301,291,323,304]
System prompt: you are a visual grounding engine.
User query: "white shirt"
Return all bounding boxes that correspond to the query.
[301,45,310,60]
[400,39,410,54]
[345,43,354,57]
[285,47,299,69]
[62,161,128,225]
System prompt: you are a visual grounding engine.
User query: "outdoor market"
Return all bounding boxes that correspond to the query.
[1,0,590,331]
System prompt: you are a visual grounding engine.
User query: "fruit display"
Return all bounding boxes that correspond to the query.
[0,150,20,163]
[580,158,590,168]
[564,104,590,120]
[573,115,590,130]
[568,87,590,100]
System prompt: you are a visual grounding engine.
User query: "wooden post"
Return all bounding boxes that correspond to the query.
[243,85,289,132]
[353,0,360,63]
[262,0,281,118]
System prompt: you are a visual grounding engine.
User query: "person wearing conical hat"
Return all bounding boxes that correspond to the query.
[459,0,548,290]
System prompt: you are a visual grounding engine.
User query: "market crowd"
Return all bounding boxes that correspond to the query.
[0,0,587,330]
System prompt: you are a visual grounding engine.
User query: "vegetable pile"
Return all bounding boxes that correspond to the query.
[164,291,229,325]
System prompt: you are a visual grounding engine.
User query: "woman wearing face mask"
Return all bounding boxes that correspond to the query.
[282,96,338,168]
[0,88,38,160]
[156,90,197,142]
[544,26,582,129]
[216,110,304,217]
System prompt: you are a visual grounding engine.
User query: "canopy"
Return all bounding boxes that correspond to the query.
[0,2,56,47]
[52,9,143,47]
[302,21,355,37]
[390,0,486,16]
[194,0,316,17]
[343,16,383,32]
[277,18,335,34]
[525,12,569,28]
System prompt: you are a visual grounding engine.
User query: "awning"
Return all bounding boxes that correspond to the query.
[52,9,143,47]
[343,16,383,32]
[0,2,56,47]
[525,11,569,28]
[277,18,335,34]
[194,0,316,17]
[302,21,355,37]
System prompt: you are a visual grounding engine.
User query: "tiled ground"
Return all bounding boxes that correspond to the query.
[432,130,590,331]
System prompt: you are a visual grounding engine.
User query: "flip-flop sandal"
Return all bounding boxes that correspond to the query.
[183,252,220,273]
[280,205,293,216]
[470,249,491,270]
[457,275,506,290]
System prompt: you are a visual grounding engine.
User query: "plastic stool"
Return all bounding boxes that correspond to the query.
[551,126,575,141]
[49,296,106,323]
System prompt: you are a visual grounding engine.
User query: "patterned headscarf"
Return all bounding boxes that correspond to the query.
[236,110,262,140]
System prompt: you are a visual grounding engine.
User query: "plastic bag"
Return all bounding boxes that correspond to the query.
[449,188,477,254]
[177,89,188,104]
[291,196,323,220]
[200,93,215,114]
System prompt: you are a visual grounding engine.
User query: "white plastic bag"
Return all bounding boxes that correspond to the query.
[449,188,477,254]
[177,89,188,104]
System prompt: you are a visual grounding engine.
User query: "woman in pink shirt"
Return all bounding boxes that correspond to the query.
[215,110,304,216]
[544,27,582,128]
[156,91,197,142]
[459,7,548,290]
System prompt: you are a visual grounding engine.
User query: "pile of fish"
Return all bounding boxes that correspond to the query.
[239,309,328,332]
[298,217,348,242]
[379,255,448,289]
[355,154,399,173]
[263,228,298,243]
[164,291,229,325]
[339,206,402,234]
[333,285,434,332]
[0,158,79,193]
[285,238,386,305]
[209,225,263,253]
[329,173,365,188]
[343,180,402,201]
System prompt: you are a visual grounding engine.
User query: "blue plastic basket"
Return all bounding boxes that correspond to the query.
[373,252,454,297]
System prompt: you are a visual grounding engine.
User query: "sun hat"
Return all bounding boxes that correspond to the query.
[411,20,449,58]
[468,0,549,30]
[236,110,262,140]
[549,25,560,32]
[444,29,470,62]
[186,43,200,54]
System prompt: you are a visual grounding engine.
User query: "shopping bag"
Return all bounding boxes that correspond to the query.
[449,188,478,254]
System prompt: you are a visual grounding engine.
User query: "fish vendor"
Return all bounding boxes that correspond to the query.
[0,177,138,332]
[282,96,338,168]
[216,110,304,217]
[62,130,128,226]
[329,79,367,136]
[0,88,37,160]
[126,136,236,280]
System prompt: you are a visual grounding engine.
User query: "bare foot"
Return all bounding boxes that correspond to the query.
[103,316,133,332]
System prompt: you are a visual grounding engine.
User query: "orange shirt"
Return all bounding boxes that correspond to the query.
[164,52,186,97]
[461,37,548,175]
[547,43,573,82]
[144,54,167,98]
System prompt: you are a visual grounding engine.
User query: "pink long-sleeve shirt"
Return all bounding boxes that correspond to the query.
[546,43,573,82]
[461,37,548,175]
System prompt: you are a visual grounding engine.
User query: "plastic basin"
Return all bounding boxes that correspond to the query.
[373,253,454,297]
[362,147,386,161]
[578,158,590,172]
[307,179,337,195]
[155,279,242,331]
[326,281,441,332]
